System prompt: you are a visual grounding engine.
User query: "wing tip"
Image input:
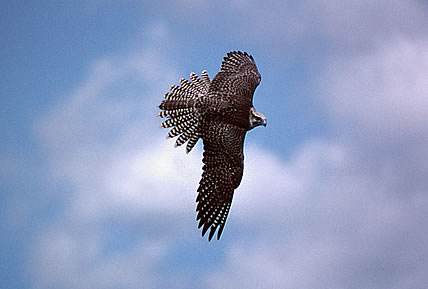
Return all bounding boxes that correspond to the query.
[221,50,257,73]
[198,223,223,241]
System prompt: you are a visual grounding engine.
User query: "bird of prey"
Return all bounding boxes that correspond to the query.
[158,51,267,241]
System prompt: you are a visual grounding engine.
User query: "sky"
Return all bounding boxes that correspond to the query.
[2,0,428,288]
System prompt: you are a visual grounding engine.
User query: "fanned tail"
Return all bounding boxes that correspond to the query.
[158,70,210,153]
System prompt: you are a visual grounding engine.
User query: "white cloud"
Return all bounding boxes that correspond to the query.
[32,24,202,287]
[35,23,198,220]
[203,141,428,289]
[322,37,428,140]
[200,10,428,288]
[32,225,169,289]
[234,141,345,227]
[171,0,428,58]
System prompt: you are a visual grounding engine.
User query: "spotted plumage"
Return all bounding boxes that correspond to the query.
[158,51,267,241]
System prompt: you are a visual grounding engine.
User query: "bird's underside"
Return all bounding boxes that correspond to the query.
[158,51,266,241]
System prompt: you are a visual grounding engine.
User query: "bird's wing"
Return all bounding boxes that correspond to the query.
[196,122,247,241]
[208,51,261,107]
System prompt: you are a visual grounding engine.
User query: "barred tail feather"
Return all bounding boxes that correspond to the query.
[160,114,194,128]
[167,119,197,139]
[186,132,200,153]
[158,71,210,153]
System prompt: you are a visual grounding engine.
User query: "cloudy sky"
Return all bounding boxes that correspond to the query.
[2,0,428,288]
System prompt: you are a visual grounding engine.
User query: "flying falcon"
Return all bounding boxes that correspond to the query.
[158,51,267,241]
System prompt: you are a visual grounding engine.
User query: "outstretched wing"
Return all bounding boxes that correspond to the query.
[196,122,247,241]
[209,51,261,107]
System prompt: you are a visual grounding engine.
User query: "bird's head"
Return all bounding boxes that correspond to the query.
[249,107,267,129]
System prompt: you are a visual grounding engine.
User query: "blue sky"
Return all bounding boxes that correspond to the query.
[2,0,428,288]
